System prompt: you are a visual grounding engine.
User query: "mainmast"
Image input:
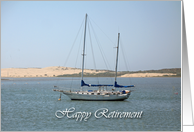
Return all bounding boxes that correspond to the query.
[114,33,120,85]
[81,14,88,90]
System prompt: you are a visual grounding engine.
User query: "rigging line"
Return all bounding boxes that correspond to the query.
[70,37,81,88]
[88,17,114,84]
[89,16,115,46]
[70,24,84,89]
[88,19,99,84]
[120,39,131,71]
[89,18,111,70]
[88,15,114,71]
[120,39,132,84]
[58,17,84,90]
[63,17,85,67]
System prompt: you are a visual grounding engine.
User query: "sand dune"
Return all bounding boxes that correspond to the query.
[1,66,106,77]
[120,73,176,77]
[1,66,176,78]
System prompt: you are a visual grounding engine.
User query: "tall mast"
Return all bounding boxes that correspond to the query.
[81,14,88,83]
[115,33,120,83]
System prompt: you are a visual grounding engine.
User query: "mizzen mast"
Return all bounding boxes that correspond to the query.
[114,33,120,84]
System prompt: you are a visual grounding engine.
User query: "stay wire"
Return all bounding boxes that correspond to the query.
[89,16,115,46]
[54,16,84,97]
[56,17,84,90]
[120,38,132,85]
[89,18,110,71]
[88,19,99,84]
[90,16,116,74]
[63,17,85,67]
[70,22,84,89]
[88,17,114,84]
[70,33,83,89]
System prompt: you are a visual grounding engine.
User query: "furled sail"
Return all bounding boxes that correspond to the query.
[114,81,134,88]
[81,80,113,87]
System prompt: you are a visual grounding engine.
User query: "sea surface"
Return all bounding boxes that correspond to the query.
[1,77,181,131]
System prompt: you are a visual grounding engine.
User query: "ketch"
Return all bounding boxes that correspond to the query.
[53,14,135,101]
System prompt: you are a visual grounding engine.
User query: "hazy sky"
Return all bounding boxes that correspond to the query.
[1,1,181,71]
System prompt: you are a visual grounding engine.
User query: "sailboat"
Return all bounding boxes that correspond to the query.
[53,14,135,101]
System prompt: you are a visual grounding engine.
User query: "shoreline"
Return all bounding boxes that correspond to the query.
[1,76,181,79]
[1,66,180,78]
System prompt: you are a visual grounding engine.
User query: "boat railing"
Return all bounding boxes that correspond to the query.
[53,86,131,94]
[53,86,113,93]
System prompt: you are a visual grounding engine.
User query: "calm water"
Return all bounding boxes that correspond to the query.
[1,77,181,131]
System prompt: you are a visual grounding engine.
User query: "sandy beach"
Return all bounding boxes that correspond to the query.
[1,66,176,78]
[120,73,176,77]
[1,66,106,78]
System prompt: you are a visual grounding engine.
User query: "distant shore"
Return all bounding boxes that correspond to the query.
[1,66,180,78]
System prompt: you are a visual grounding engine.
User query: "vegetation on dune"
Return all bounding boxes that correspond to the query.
[57,68,181,77]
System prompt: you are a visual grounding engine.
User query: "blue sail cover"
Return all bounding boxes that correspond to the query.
[81,80,113,87]
[81,80,134,88]
[114,81,135,88]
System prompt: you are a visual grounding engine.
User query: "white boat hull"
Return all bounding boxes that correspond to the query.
[63,91,130,101]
